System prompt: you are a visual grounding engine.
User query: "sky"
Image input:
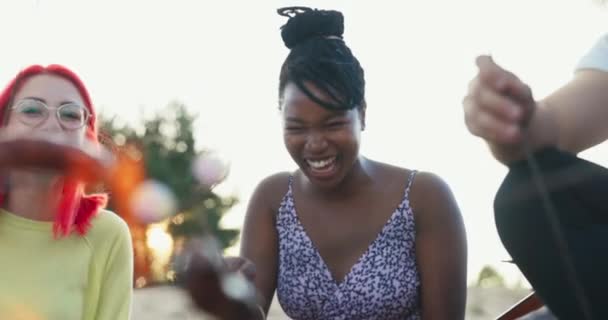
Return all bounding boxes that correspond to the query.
[1,0,607,286]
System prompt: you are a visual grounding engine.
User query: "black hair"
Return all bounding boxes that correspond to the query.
[277,6,365,111]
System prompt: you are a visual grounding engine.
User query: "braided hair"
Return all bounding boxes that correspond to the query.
[277,7,366,111]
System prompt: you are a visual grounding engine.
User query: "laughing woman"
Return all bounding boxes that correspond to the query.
[235,7,468,320]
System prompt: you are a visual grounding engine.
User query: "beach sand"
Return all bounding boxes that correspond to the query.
[132,285,531,320]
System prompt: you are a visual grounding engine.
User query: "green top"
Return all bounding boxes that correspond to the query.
[0,208,133,320]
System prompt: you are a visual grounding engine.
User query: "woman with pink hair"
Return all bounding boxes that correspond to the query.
[0,65,133,319]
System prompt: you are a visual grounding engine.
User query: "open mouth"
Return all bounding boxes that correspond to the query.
[305,156,337,178]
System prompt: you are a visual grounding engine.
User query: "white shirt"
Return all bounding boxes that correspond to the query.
[576,34,608,72]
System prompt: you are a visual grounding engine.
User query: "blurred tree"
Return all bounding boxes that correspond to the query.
[99,102,239,284]
[476,265,506,288]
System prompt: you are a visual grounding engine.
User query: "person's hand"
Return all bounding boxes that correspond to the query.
[224,256,256,282]
[0,132,112,182]
[463,55,538,164]
[177,237,261,320]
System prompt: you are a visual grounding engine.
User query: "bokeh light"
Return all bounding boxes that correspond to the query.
[192,152,229,188]
[146,222,175,282]
[130,180,177,224]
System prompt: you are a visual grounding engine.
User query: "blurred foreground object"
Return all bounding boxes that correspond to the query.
[174,236,261,320]
[100,103,239,285]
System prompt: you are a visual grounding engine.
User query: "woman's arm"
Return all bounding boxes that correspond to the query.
[541,69,608,154]
[239,173,289,318]
[464,35,608,164]
[411,172,467,320]
[92,218,134,320]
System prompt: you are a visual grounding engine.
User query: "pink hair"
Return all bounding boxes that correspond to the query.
[0,65,108,237]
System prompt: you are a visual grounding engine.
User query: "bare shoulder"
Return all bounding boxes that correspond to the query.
[240,172,290,256]
[409,171,452,197]
[248,171,292,215]
[407,171,462,230]
[369,160,412,187]
[368,160,448,197]
[253,172,292,205]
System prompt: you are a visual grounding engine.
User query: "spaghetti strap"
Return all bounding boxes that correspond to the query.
[287,175,294,193]
[405,170,417,198]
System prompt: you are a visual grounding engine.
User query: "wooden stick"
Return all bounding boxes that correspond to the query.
[496,292,544,320]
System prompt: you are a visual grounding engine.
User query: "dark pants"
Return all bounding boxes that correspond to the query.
[494,147,608,320]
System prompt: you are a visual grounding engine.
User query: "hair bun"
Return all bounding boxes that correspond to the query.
[277,7,344,49]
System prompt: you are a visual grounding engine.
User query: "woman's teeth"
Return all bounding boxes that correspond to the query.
[306,157,336,169]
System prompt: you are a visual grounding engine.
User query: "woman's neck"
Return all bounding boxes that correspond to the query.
[307,156,373,200]
[5,171,62,221]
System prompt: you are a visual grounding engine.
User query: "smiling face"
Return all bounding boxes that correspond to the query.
[4,73,88,146]
[281,82,365,189]
[1,73,90,186]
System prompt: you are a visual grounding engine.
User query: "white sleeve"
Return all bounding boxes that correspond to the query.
[576,34,608,72]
